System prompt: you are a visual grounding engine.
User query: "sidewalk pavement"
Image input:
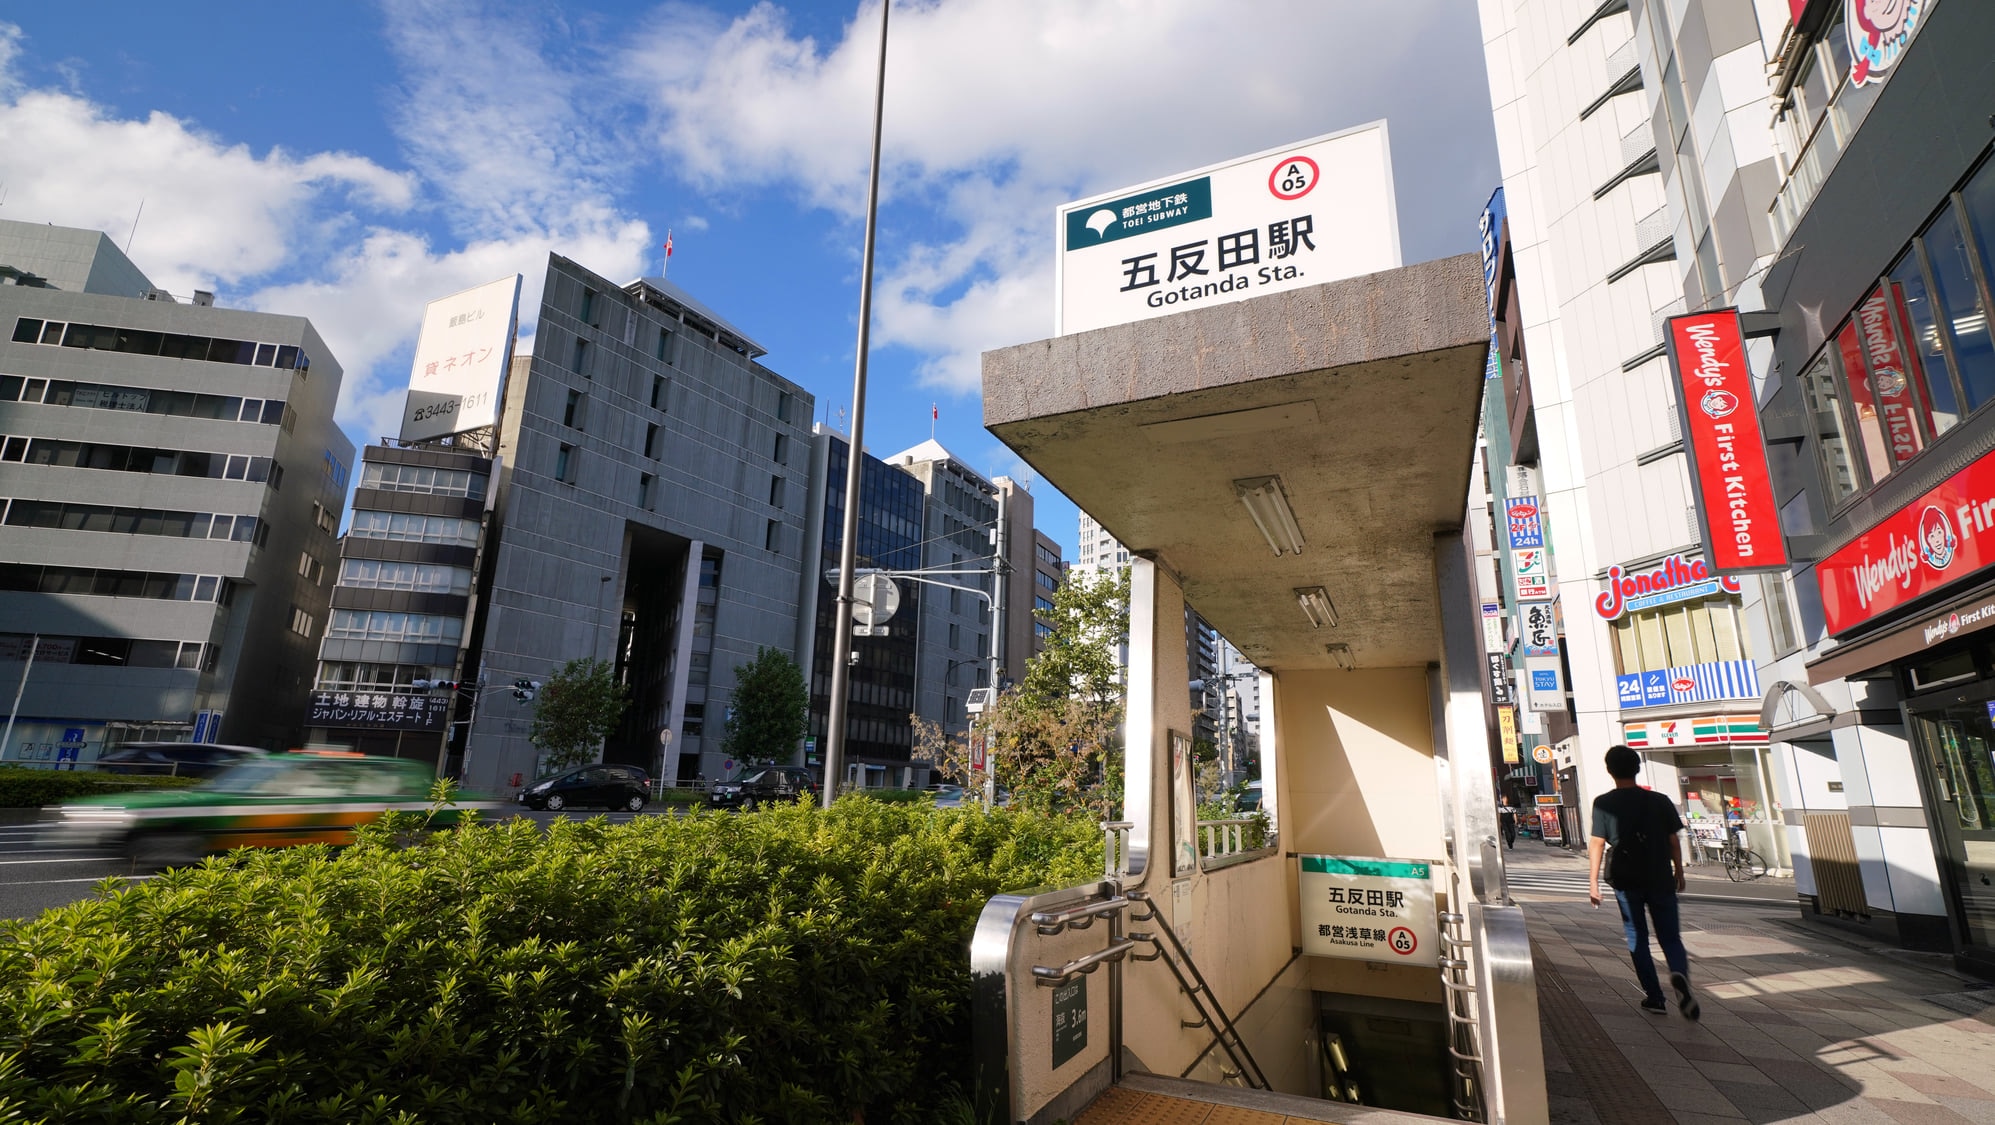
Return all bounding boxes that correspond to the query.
[1504,845,1995,1124]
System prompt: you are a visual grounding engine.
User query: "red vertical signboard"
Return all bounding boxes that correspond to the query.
[1666,309,1789,574]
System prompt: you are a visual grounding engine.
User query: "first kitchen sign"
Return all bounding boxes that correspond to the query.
[1666,310,1788,574]
[1298,855,1437,967]
[1055,123,1401,336]
[1818,446,1995,635]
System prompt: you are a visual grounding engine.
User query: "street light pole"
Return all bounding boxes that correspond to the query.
[1,634,38,762]
[822,0,891,808]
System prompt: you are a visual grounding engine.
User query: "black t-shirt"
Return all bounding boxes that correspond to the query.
[1589,786,1682,891]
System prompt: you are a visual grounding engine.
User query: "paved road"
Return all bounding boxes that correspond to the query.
[0,807,674,923]
[1500,837,1799,905]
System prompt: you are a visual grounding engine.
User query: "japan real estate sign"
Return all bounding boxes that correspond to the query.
[1055,123,1401,335]
[1666,310,1787,574]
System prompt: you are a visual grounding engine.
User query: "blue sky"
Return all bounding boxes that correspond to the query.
[0,2,1498,553]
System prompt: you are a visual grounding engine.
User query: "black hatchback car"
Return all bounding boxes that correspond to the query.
[517,764,651,811]
[708,767,819,810]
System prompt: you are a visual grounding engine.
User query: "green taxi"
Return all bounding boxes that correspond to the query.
[49,752,505,865]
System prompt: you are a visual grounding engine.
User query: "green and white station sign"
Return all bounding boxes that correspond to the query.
[1054,122,1401,336]
[1297,855,1438,967]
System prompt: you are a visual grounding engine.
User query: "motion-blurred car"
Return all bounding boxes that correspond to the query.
[928,784,966,808]
[47,752,502,865]
[708,767,818,810]
[515,764,650,812]
[92,742,266,779]
[1237,780,1264,814]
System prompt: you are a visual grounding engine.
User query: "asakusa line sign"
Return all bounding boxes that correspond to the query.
[1817,447,1995,635]
[1666,310,1787,573]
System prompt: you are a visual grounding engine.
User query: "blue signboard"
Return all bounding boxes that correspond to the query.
[1614,661,1761,711]
[1530,669,1560,693]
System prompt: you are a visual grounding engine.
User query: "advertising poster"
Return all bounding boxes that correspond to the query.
[1297,856,1437,967]
[1535,794,1565,844]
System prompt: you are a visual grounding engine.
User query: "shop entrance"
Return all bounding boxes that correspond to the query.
[1905,691,1995,961]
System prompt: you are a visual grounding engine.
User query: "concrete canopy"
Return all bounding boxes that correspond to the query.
[983,253,1488,673]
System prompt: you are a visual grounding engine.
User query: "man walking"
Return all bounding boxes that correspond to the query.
[1499,800,1517,849]
[1587,744,1699,1019]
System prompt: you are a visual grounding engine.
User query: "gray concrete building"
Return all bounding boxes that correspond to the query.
[0,219,351,757]
[458,257,814,791]
[887,440,1000,744]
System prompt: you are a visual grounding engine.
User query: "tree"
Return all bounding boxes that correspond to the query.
[984,566,1131,816]
[528,657,629,773]
[720,647,808,767]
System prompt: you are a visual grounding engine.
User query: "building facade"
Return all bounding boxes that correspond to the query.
[0,220,350,757]
[796,427,924,787]
[888,440,1000,744]
[459,258,815,791]
[1476,0,1795,863]
[302,443,495,765]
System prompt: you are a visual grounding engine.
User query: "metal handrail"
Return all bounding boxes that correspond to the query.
[1031,896,1128,934]
[1126,890,1270,1091]
[1032,939,1140,984]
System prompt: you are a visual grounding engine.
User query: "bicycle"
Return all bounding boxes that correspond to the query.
[1719,828,1767,882]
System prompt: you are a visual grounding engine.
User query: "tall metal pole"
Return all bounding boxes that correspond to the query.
[1,635,38,762]
[822,0,891,808]
[982,487,1009,805]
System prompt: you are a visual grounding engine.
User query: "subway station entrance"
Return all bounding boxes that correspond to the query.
[971,254,1545,1124]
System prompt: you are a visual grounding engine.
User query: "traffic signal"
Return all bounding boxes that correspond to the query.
[512,679,539,703]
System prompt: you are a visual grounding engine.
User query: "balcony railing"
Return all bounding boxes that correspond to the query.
[1769,70,1884,245]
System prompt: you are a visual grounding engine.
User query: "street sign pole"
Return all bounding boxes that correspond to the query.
[822,0,890,808]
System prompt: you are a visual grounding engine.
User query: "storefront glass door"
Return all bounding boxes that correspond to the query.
[1906,701,1995,951]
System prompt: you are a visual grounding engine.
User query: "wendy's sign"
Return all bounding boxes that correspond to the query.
[1817,447,1995,635]
[1666,310,1789,574]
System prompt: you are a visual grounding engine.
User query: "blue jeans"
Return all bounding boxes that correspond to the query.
[1613,885,1688,1003]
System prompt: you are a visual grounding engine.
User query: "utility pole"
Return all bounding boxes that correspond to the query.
[1,634,37,762]
[821,0,891,808]
[985,487,1008,805]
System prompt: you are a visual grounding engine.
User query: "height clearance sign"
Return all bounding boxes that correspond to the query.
[1665,310,1788,574]
[1054,123,1401,336]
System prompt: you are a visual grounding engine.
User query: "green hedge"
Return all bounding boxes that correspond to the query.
[0,767,200,808]
[0,799,1103,1123]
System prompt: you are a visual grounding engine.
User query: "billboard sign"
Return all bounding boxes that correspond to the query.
[1519,600,1558,656]
[1486,652,1513,706]
[1817,446,1995,634]
[1055,123,1400,335]
[1525,656,1565,713]
[1505,496,1544,550]
[1614,660,1761,711]
[1297,856,1437,967]
[1593,553,1742,619]
[1666,310,1788,574]
[400,275,522,442]
[1848,0,1924,86]
[1512,548,1551,600]
[1497,705,1519,764]
[307,691,451,732]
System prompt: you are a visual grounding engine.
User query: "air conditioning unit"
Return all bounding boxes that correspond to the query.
[965,687,995,715]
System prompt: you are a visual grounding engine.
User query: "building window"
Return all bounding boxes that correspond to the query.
[580,288,598,326]
[564,389,584,429]
[978,633,988,658]
[0,377,287,424]
[297,552,323,584]
[1761,575,1800,659]
[555,444,574,483]
[949,623,960,649]
[7,318,307,370]
[639,472,654,510]
[1035,620,1054,640]
[0,564,231,603]
[1609,598,1746,675]
[337,559,473,595]
[768,474,784,509]
[0,633,208,669]
[764,518,781,552]
[777,391,794,423]
[1036,571,1058,592]
[289,606,316,639]
[1036,544,1059,567]
[348,510,480,548]
[645,423,660,459]
[772,433,788,465]
[699,555,720,589]
[326,610,465,644]
[650,375,667,410]
[571,337,590,378]
[657,328,674,364]
[359,462,487,499]
[2,500,261,543]
[1035,595,1055,614]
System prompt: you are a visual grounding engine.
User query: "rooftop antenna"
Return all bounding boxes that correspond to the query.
[125,197,145,255]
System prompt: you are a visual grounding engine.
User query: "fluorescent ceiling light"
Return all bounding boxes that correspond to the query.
[1325,643,1355,670]
[1234,476,1305,556]
[1295,586,1338,629]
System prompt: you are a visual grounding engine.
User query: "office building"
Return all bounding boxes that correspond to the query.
[302,443,495,763]
[457,257,815,791]
[0,219,350,756]
[889,440,1001,744]
[1074,509,1128,573]
[1475,0,1792,862]
[795,426,924,787]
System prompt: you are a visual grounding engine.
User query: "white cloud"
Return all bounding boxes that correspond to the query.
[627,0,1494,392]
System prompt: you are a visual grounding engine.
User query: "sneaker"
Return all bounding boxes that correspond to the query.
[1670,972,1700,1021]
[1639,997,1667,1014]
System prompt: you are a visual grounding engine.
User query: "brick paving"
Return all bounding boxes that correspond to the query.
[1509,845,1995,1124]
